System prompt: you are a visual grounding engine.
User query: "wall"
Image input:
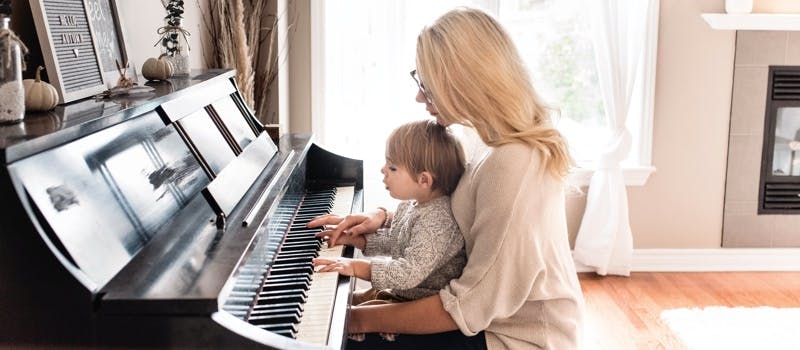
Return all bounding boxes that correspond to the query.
[118,1,208,76]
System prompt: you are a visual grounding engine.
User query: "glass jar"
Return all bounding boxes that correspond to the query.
[159,18,191,76]
[0,15,24,123]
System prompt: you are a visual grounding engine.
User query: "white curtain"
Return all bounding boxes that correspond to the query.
[572,0,659,276]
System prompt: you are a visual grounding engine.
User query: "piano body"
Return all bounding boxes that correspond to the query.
[0,69,362,349]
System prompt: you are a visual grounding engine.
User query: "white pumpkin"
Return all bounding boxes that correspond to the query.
[23,66,59,112]
[142,56,174,81]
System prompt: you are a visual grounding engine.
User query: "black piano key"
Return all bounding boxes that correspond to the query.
[267,274,313,284]
[279,243,320,252]
[259,288,308,299]
[273,256,314,265]
[264,276,312,286]
[268,266,315,276]
[281,238,320,245]
[256,293,306,305]
[251,301,305,313]
[272,252,318,261]
[270,261,313,269]
[256,322,298,337]
[249,307,301,318]
[262,281,310,291]
[280,243,321,251]
[248,312,301,325]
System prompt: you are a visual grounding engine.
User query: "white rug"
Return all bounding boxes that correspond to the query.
[660,306,800,350]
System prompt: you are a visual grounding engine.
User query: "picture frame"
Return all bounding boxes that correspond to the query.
[85,0,134,88]
[28,0,132,104]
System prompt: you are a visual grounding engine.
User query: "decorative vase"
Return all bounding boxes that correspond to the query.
[0,14,25,124]
[725,0,753,14]
[159,1,190,76]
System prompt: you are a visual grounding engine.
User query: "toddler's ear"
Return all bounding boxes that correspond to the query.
[417,171,434,189]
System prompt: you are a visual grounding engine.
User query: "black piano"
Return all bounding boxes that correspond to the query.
[0,69,362,349]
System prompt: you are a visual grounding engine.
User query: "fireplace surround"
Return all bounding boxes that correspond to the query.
[723,31,800,247]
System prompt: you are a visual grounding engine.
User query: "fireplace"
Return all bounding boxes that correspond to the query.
[758,66,800,214]
[722,30,800,248]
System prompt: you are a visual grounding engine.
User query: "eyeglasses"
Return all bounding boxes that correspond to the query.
[410,69,433,104]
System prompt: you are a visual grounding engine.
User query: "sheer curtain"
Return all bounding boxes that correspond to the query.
[572,0,660,276]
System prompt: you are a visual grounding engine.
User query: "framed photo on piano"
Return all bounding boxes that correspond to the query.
[84,0,134,88]
[28,0,132,104]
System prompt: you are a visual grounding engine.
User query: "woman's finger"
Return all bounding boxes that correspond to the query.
[307,214,343,228]
[315,229,335,239]
[346,221,373,236]
[326,216,358,246]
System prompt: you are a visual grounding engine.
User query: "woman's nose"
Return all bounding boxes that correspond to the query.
[415,89,427,103]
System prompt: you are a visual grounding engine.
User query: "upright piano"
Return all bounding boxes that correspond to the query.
[0,69,362,349]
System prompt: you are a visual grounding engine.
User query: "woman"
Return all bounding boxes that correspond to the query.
[310,7,584,349]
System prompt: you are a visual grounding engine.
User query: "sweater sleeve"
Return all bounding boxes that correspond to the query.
[370,205,458,291]
[363,201,409,256]
[440,146,551,335]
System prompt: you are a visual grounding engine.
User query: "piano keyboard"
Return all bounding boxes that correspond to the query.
[224,186,354,345]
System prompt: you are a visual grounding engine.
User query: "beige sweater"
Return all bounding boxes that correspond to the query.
[440,142,584,350]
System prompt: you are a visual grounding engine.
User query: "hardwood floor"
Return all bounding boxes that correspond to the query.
[579,272,800,350]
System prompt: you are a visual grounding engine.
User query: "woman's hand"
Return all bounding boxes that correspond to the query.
[307,210,386,246]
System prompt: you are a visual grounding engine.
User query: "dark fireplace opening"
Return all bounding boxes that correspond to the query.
[758,66,800,214]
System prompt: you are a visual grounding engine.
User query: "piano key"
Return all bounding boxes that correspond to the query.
[262,281,310,291]
[256,322,299,337]
[259,288,308,298]
[295,186,353,345]
[256,293,306,305]
[251,301,305,313]
[249,307,301,318]
[249,313,301,325]
[240,186,354,345]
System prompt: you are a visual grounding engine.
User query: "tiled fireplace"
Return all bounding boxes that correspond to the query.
[723,31,800,247]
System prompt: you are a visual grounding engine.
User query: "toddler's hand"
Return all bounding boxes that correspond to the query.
[312,257,356,276]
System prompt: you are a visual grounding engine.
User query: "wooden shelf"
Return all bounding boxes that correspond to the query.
[702,13,800,30]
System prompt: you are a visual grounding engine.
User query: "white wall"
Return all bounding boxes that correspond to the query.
[118,0,208,76]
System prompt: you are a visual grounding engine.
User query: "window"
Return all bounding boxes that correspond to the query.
[313,0,656,208]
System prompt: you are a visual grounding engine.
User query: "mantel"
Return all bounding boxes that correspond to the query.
[702,13,800,30]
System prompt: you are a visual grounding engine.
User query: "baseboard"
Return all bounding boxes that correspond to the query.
[574,248,800,272]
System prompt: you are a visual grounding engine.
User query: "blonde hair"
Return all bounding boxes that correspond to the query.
[386,120,466,195]
[416,7,572,179]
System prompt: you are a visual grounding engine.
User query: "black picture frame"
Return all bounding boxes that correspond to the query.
[85,0,133,88]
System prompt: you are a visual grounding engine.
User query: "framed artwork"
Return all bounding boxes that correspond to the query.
[28,0,130,104]
[85,0,134,87]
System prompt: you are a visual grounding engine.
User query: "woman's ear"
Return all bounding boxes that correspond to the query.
[417,171,434,189]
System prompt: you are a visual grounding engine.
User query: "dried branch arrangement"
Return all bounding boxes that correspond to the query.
[201,0,296,123]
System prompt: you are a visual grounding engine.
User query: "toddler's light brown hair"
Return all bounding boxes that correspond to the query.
[386,120,465,195]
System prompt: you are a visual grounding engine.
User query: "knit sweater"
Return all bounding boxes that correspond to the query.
[440,143,585,350]
[363,196,466,301]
